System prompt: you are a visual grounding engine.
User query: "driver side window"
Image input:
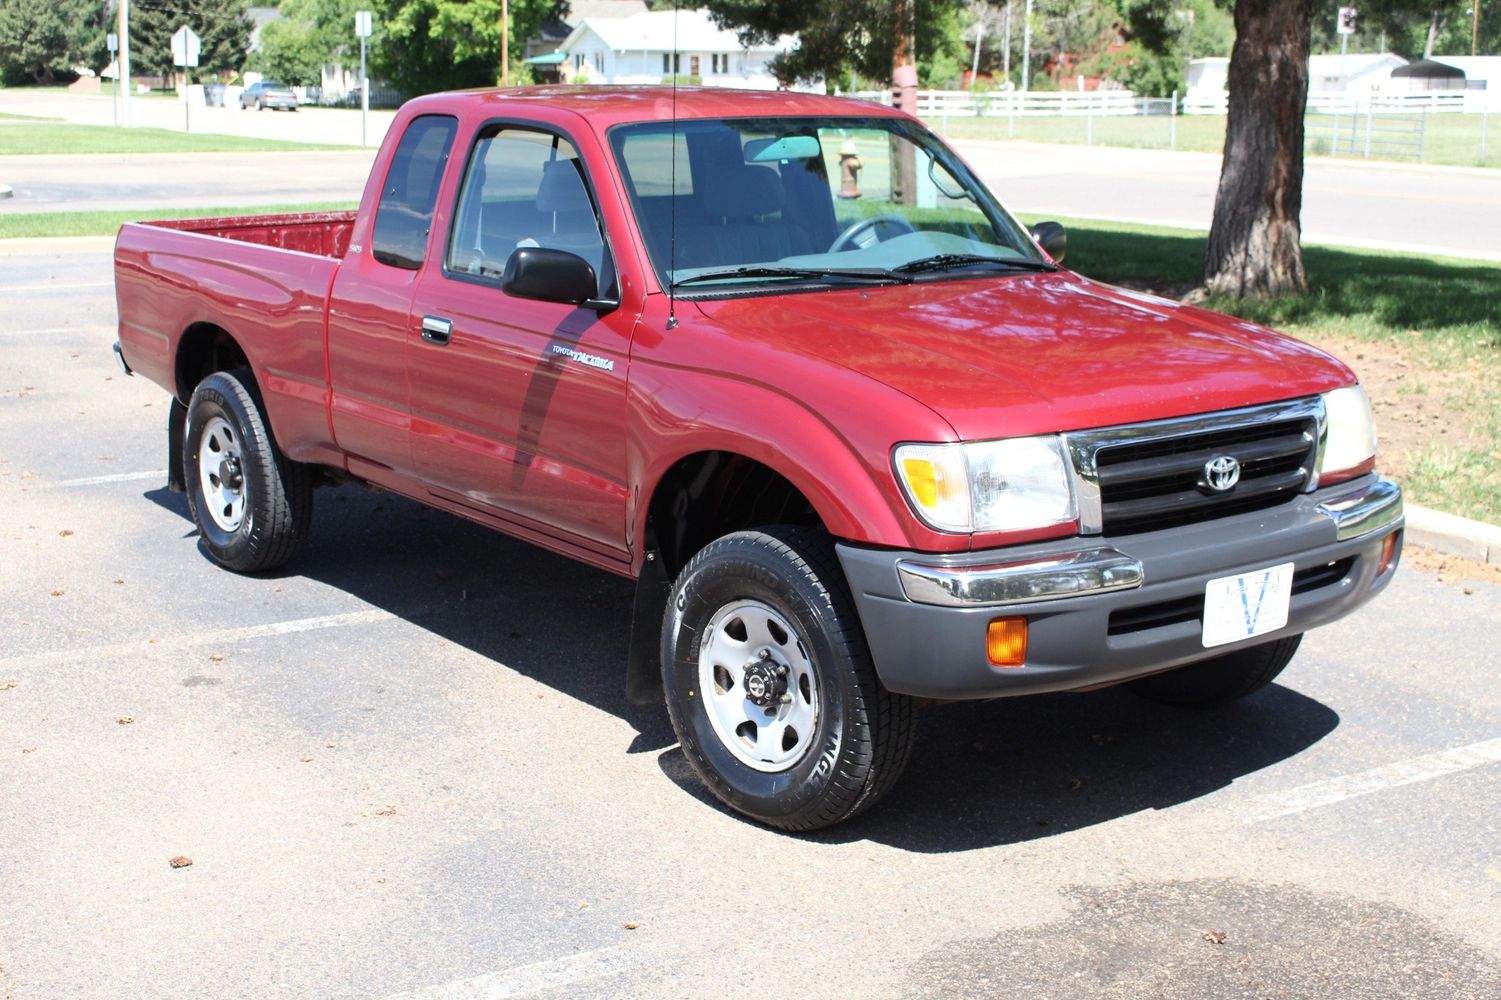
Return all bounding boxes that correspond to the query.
[446,128,609,291]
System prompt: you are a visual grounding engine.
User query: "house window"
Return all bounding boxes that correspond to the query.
[711,54,728,74]
[595,52,604,73]
[575,53,585,71]
[662,53,681,74]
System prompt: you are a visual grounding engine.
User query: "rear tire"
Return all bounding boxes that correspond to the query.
[661,526,916,831]
[1126,635,1302,707]
[183,370,311,573]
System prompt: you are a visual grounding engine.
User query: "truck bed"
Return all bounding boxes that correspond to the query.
[140,210,357,259]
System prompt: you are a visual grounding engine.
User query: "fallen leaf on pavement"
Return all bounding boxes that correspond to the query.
[117,716,133,725]
[1201,929,1227,945]
[623,922,639,930]
[169,856,193,869]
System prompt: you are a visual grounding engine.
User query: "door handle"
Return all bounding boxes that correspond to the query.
[420,315,452,345]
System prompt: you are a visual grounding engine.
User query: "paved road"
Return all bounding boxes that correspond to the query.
[0,151,376,214]
[956,140,1501,261]
[2,243,1500,998]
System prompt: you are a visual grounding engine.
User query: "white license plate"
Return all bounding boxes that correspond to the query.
[1201,562,1295,648]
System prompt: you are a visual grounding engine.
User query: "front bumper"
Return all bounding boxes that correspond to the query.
[837,476,1403,699]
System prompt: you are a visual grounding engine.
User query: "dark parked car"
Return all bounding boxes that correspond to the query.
[239,81,299,112]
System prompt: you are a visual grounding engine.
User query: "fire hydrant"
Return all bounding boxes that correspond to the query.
[837,140,862,200]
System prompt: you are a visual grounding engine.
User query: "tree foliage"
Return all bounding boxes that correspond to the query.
[253,0,367,87]
[131,0,253,80]
[703,0,967,86]
[374,0,554,95]
[0,0,104,84]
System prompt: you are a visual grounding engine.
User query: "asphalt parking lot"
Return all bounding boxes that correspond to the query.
[2,240,1500,999]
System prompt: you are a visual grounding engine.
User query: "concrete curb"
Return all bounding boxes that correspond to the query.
[1406,503,1501,566]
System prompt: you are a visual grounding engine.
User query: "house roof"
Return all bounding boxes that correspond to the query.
[1307,53,1408,79]
[1431,56,1501,81]
[561,9,796,55]
[538,1,648,42]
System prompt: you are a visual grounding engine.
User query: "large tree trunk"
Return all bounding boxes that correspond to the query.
[1200,0,1311,298]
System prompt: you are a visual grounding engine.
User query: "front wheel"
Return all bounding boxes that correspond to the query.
[1126,634,1302,707]
[661,527,916,831]
[183,370,311,573]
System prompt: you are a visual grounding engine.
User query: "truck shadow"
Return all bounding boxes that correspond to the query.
[148,482,1340,851]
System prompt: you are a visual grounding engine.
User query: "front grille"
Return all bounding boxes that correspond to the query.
[1093,416,1317,535]
[1106,557,1357,636]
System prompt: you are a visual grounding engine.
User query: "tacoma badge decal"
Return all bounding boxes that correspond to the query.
[551,344,615,372]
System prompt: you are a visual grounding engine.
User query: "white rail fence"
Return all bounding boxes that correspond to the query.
[849,87,1499,118]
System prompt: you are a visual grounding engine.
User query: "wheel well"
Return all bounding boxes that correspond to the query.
[175,323,250,402]
[646,452,822,578]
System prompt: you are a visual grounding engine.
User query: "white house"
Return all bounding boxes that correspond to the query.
[1187,53,1408,100]
[1429,56,1501,90]
[554,8,817,91]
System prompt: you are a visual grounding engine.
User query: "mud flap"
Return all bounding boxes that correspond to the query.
[626,545,671,705]
[167,396,187,493]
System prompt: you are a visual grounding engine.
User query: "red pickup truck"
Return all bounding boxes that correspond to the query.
[115,86,1404,830]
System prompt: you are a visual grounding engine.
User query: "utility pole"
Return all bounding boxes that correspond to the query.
[1002,2,1011,84]
[118,0,131,127]
[970,9,986,84]
[892,0,918,205]
[355,11,373,147]
[502,0,510,85]
[1475,0,1482,57]
[1021,0,1033,92]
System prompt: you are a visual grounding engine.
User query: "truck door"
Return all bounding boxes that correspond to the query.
[326,113,458,482]
[406,123,632,562]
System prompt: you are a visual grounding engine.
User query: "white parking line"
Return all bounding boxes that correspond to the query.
[0,325,115,338]
[1244,736,1501,823]
[1,282,114,293]
[52,470,165,488]
[0,609,397,672]
[378,947,639,1000]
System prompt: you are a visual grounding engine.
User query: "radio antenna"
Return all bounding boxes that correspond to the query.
[666,2,680,330]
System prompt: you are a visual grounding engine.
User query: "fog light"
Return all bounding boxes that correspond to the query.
[1378,530,1401,575]
[987,617,1028,668]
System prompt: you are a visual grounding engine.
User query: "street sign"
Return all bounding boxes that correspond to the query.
[355,10,373,37]
[171,25,200,67]
[106,33,118,54]
[1337,6,1358,35]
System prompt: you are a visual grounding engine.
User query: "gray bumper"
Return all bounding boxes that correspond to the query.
[837,476,1403,700]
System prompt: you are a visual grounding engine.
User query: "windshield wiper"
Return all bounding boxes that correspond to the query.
[894,253,1058,276]
[671,265,913,288]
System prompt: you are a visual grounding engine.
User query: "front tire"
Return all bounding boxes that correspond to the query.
[661,527,916,831]
[1126,634,1302,707]
[183,370,311,573]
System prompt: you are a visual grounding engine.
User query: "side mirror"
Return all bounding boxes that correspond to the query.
[1028,221,1067,265]
[501,247,601,306]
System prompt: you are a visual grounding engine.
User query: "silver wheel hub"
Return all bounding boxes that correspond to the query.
[698,600,819,773]
[198,415,246,532]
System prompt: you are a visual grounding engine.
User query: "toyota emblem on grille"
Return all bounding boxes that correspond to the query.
[1203,455,1241,492]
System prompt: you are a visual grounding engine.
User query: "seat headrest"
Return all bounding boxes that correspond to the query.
[536,159,591,214]
[702,164,785,219]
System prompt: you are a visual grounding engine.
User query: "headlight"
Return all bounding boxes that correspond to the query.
[894,436,1077,533]
[1320,385,1376,482]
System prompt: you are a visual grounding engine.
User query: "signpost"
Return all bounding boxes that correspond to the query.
[117,0,131,127]
[1337,7,1357,91]
[107,33,119,126]
[171,25,201,133]
[355,11,373,147]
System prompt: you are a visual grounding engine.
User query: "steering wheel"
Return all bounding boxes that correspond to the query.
[828,214,917,253]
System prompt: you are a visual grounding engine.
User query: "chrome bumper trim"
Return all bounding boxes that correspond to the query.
[897,547,1144,608]
[1317,477,1403,541]
[112,340,133,376]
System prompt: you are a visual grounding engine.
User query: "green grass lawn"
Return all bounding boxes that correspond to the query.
[1027,214,1501,522]
[0,123,356,155]
[940,113,1497,169]
[0,202,357,239]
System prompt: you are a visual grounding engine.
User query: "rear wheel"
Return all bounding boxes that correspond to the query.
[1126,635,1302,707]
[661,526,916,831]
[183,370,311,573]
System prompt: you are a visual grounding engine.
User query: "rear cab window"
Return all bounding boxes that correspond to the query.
[371,115,459,270]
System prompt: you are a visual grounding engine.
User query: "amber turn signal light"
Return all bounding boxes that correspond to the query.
[1378,530,1401,575]
[987,617,1028,668]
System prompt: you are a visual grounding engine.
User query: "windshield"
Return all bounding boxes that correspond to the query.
[608,116,1046,292]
